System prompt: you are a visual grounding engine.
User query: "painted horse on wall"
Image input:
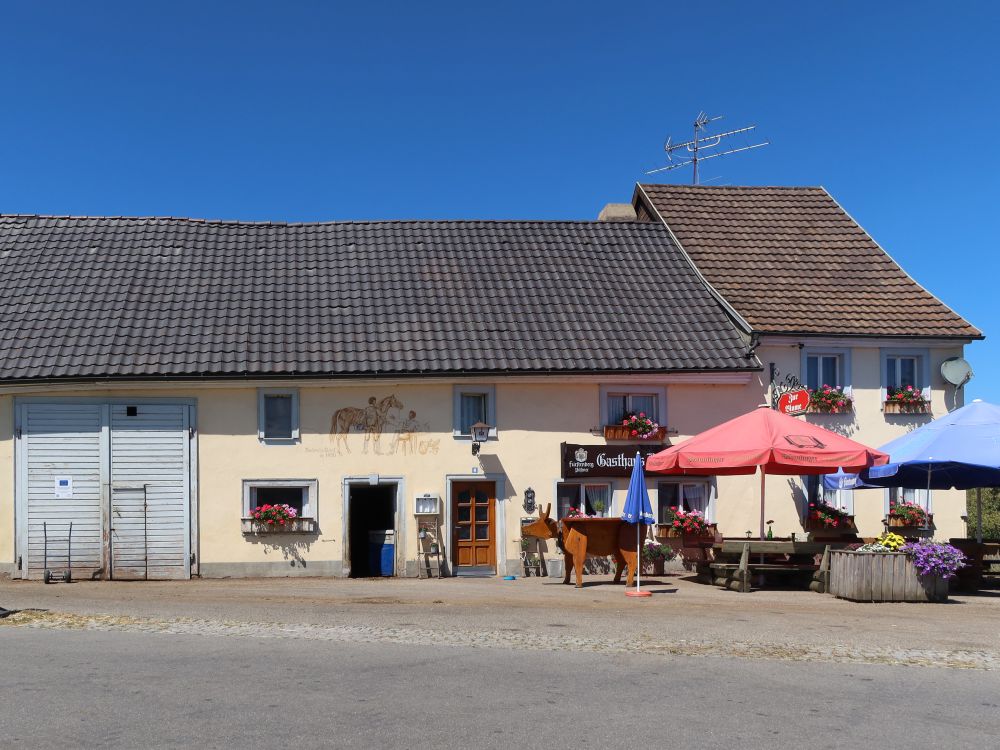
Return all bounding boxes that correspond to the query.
[521,505,645,589]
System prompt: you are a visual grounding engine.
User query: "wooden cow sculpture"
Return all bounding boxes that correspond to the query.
[521,505,646,588]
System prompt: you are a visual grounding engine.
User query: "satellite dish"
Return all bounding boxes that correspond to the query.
[941,357,974,387]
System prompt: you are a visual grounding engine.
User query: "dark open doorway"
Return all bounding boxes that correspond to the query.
[348,484,396,577]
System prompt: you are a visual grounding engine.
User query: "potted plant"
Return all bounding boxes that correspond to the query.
[884,385,929,414]
[887,500,933,530]
[805,501,857,535]
[830,535,965,602]
[641,539,674,575]
[808,385,852,414]
[592,499,606,516]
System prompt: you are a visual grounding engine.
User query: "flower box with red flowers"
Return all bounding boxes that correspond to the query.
[886,500,933,529]
[804,502,857,534]
[241,503,317,534]
[883,386,930,414]
[656,508,715,541]
[807,385,854,414]
[604,412,666,442]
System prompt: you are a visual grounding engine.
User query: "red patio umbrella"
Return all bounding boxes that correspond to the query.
[646,406,889,538]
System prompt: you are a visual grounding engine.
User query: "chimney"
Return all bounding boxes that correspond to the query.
[597,203,637,222]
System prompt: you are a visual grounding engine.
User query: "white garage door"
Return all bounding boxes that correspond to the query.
[17,401,193,580]
[21,403,105,580]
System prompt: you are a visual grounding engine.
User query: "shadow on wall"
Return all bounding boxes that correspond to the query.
[786,477,808,529]
[803,412,858,438]
[244,532,319,569]
[883,413,934,432]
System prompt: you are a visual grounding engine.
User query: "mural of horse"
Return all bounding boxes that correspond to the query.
[329,394,403,454]
[521,504,644,588]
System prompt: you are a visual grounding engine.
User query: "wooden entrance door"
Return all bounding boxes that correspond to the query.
[452,481,495,569]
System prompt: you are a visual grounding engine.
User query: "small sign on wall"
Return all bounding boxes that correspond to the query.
[54,476,73,499]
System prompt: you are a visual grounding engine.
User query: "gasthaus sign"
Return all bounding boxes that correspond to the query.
[561,444,663,478]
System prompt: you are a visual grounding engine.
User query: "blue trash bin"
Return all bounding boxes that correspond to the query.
[368,530,395,576]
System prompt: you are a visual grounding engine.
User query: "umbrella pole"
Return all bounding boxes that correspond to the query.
[759,466,767,540]
[635,522,641,593]
[976,487,984,544]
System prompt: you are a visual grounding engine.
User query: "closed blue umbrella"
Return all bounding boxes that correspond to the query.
[622,451,655,597]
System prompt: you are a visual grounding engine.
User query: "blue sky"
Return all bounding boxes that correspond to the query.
[2,1,997,397]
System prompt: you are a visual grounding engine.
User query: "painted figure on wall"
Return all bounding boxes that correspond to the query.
[330,394,403,454]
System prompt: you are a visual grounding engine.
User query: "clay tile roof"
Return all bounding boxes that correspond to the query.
[636,184,982,339]
[0,214,758,382]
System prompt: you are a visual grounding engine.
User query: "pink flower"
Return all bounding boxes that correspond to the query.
[906,385,914,391]
[622,419,628,426]
[630,430,638,436]
[639,412,645,418]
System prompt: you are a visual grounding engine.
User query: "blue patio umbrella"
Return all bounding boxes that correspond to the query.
[622,451,655,597]
[824,400,1000,541]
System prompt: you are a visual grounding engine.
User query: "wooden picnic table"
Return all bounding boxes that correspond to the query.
[708,539,856,593]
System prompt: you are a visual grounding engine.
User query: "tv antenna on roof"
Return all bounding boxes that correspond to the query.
[647,112,770,185]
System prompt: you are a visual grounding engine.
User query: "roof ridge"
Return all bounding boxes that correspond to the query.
[0,214,658,228]
[639,184,825,191]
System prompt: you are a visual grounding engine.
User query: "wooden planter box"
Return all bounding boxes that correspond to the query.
[805,516,858,539]
[603,425,668,442]
[886,516,935,538]
[241,518,317,534]
[656,523,717,545]
[883,401,930,415]
[829,550,948,602]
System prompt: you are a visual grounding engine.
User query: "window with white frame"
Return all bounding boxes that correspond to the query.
[886,355,921,390]
[242,479,317,519]
[886,486,932,515]
[606,391,660,425]
[804,475,853,515]
[556,482,612,518]
[805,354,841,390]
[452,385,496,437]
[656,480,712,523]
[257,389,300,443]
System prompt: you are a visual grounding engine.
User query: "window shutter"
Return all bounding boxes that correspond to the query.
[879,387,887,408]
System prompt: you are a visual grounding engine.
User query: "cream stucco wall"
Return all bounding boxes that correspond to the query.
[0,339,976,579]
[0,395,13,575]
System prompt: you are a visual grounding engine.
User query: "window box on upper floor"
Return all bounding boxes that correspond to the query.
[600,385,668,442]
[881,349,932,415]
[801,349,853,414]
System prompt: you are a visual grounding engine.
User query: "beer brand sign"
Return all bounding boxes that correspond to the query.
[561,443,662,478]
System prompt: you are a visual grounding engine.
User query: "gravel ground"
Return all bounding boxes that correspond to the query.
[2,574,998,670]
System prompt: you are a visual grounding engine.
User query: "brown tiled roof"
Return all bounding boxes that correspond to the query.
[636,185,982,338]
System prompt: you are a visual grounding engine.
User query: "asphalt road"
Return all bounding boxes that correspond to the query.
[2,626,998,750]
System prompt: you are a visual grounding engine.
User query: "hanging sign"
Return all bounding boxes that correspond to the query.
[770,364,810,416]
[777,389,810,416]
[561,443,661,478]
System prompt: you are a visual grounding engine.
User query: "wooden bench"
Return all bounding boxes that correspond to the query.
[709,542,833,593]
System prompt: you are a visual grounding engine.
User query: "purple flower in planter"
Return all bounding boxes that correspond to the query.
[901,540,967,580]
